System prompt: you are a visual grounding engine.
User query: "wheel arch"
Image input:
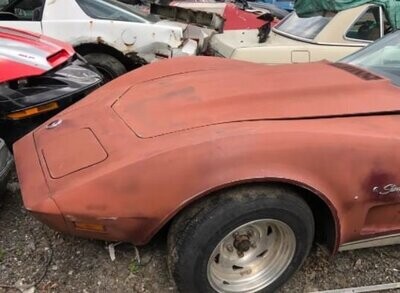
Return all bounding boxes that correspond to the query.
[156,179,340,254]
[74,43,143,70]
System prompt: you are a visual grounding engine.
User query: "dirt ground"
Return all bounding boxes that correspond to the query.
[0,172,399,293]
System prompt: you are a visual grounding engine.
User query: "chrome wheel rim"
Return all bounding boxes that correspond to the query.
[207,219,296,293]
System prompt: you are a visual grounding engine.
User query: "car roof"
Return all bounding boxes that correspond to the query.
[315,4,375,44]
[273,4,374,46]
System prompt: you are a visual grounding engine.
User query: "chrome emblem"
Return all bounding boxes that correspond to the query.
[46,119,62,129]
[373,184,400,195]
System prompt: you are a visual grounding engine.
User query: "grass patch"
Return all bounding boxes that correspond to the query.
[128,259,140,274]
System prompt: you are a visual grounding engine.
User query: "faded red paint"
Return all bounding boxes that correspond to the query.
[0,26,74,83]
[13,57,400,250]
[222,4,271,30]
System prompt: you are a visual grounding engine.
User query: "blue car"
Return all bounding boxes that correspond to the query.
[257,0,294,11]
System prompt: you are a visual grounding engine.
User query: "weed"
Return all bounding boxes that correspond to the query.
[129,259,140,274]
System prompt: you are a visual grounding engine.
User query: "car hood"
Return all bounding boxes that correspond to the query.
[0,27,75,83]
[111,57,400,138]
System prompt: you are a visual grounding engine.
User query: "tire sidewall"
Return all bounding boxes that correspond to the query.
[176,196,314,293]
[83,53,126,81]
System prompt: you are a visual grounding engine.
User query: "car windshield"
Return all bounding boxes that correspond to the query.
[76,0,157,23]
[341,30,400,86]
[275,12,334,40]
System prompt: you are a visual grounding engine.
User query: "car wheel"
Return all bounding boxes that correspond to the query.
[167,185,314,293]
[83,53,126,82]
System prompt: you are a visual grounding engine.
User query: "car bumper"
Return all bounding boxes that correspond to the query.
[136,39,200,63]
[13,133,68,233]
[208,33,237,58]
[14,132,152,244]
[0,138,13,195]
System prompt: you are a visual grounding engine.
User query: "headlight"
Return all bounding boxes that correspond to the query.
[1,76,67,97]
[0,57,102,121]
[0,76,65,120]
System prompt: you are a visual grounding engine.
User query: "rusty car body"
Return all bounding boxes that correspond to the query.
[14,30,400,292]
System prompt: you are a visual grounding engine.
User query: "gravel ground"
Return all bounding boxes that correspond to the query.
[0,172,399,293]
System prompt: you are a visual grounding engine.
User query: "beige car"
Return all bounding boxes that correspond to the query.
[210,4,392,64]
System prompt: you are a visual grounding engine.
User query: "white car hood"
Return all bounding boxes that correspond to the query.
[156,19,188,30]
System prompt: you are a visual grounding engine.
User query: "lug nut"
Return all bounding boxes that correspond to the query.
[237,251,244,258]
[247,230,254,237]
[233,232,239,238]
[251,242,257,248]
[227,244,234,252]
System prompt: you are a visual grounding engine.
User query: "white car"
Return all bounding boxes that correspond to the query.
[0,0,210,80]
[210,4,392,64]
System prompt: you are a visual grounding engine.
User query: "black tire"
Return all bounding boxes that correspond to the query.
[83,53,126,82]
[167,185,315,293]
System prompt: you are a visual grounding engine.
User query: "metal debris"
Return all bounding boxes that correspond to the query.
[107,242,122,262]
[312,282,400,293]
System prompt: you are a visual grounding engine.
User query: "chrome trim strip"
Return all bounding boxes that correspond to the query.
[272,29,366,47]
[380,6,384,38]
[311,282,400,293]
[338,233,400,251]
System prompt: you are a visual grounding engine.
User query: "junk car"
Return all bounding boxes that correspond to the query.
[210,3,393,64]
[0,26,102,144]
[167,1,287,30]
[14,30,400,292]
[0,0,213,80]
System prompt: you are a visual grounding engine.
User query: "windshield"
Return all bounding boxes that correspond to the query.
[341,30,400,86]
[275,12,334,40]
[76,0,157,23]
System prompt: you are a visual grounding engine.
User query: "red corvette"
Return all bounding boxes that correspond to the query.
[14,31,400,292]
[0,26,102,144]
[0,27,74,83]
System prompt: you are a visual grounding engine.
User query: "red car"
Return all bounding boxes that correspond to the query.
[14,31,400,292]
[167,2,282,30]
[0,27,102,144]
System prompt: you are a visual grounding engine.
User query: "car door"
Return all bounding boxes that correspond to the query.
[0,0,43,33]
